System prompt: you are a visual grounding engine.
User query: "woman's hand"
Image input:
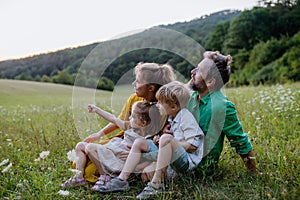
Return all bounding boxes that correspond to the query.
[83,132,100,143]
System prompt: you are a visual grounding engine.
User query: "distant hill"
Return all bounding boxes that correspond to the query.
[1,2,299,88]
[160,9,240,46]
[0,9,240,90]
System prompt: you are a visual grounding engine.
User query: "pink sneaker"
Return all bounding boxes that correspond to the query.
[91,174,112,191]
[61,177,86,188]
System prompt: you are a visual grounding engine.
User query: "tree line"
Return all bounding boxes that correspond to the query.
[0,0,299,90]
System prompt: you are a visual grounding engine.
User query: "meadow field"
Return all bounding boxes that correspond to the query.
[0,79,299,200]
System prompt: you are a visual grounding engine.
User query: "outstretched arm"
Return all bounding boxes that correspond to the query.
[88,104,118,125]
[240,149,258,175]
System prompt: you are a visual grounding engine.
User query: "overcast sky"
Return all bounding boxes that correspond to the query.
[0,0,258,61]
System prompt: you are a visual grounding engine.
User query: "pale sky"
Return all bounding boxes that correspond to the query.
[0,0,258,61]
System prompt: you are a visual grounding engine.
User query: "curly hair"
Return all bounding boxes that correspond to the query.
[204,51,232,90]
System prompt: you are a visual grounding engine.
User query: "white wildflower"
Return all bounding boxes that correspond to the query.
[35,150,50,162]
[39,151,50,159]
[2,162,12,173]
[67,149,77,162]
[0,159,9,167]
[57,190,70,196]
[6,139,12,142]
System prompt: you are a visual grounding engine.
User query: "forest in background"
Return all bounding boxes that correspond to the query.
[0,0,299,91]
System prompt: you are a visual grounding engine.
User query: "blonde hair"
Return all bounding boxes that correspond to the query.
[156,81,190,109]
[134,62,176,91]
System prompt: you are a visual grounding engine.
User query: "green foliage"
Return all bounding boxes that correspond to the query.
[41,75,51,82]
[97,76,114,91]
[232,30,300,86]
[224,8,272,55]
[15,73,33,81]
[205,21,230,52]
[162,10,240,46]
[52,70,74,85]
[238,37,287,85]
[273,46,300,83]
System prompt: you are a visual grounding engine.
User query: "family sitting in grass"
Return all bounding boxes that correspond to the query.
[61,51,258,198]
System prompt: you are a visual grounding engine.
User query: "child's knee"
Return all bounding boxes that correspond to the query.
[133,138,147,149]
[159,134,174,146]
[75,142,86,151]
[159,134,173,145]
[85,143,97,154]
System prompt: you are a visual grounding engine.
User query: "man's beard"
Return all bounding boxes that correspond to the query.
[190,79,207,93]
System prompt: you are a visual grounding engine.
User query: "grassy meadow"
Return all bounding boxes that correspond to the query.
[0,79,299,199]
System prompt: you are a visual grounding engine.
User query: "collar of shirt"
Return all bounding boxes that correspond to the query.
[167,109,183,129]
[191,91,224,106]
[191,91,210,105]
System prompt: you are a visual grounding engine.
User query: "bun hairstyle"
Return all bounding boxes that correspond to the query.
[133,101,161,137]
[133,101,155,125]
[204,51,232,90]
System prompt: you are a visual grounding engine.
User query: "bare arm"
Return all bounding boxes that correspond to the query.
[178,140,197,153]
[163,124,198,152]
[83,105,120,143]
[240,149,258,175]
[83,122,119,143]
[88,104,118,125]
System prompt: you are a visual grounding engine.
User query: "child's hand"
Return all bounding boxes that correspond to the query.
[163,124,173,135]
[88,104,97,113]
[153,135,160,144]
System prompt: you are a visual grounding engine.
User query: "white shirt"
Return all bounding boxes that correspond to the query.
[168,108,204,169]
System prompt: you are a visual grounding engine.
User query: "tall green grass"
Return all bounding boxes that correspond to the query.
[0,80,299,199]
